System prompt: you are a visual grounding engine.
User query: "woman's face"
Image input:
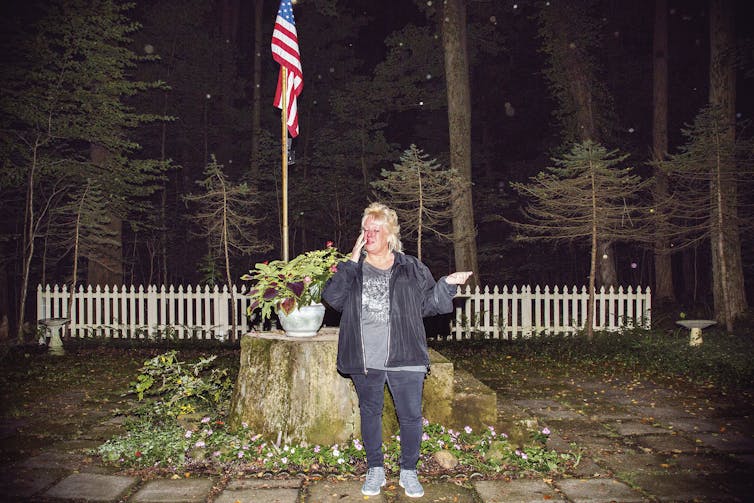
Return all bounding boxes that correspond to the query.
[362,216,389,255]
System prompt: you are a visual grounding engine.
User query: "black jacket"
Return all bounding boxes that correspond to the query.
[323,252,456,375]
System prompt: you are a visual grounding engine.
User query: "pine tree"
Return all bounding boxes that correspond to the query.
[372,145,454,260]
[537,0,620,287]
[0,0,168,339]
[51,179,120,321]
[656,104,753,327]
[511,141,652,339]
[183,158,272,341]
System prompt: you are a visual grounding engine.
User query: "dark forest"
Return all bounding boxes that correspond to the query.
[1,0,753,336]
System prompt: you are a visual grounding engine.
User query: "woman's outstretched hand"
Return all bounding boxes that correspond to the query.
[446,271,473,285]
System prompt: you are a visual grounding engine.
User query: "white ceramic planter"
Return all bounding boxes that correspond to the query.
[277,303,326,337]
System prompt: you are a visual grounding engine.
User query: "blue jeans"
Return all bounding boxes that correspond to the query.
[351,369,425,470]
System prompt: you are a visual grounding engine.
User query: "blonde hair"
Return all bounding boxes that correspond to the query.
[361,202,403,253]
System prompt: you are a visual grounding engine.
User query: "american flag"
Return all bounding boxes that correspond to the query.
[271,0,303,138]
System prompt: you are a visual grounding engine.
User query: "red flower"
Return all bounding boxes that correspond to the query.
[135,451,142,458]
[330,264,338,273]
[326,240,334,248]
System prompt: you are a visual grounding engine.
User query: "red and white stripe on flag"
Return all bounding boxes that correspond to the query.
[271,0,303,138]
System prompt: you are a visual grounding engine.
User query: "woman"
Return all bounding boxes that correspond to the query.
[323,202,472,498]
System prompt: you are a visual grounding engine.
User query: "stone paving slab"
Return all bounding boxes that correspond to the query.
[0,467,64,501]
[216,478,302,503]
[215,486,298,503]
[662,417,726,433]
[49,439,104,452]
[554,478,645,503]
[626,405,696,419]
[225,478,302,490]
[43,473,138,502]
[473,479,566,502]
[631,433,702,453]
[567,433,626,454]
[629,472,726,502]
[131,478,213,503]
[693,431,754,453]
[511,398,586,421]
[662,452,748,474]
[305,479,384,502]
[609,421,670,436]
[593,450,669,476]
[19,450,83,470]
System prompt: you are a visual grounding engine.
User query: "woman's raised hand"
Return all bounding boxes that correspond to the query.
[446,271,473,285]
[350,231,366,262]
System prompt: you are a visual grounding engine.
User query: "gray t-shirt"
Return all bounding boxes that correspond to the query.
[361,260,425,373]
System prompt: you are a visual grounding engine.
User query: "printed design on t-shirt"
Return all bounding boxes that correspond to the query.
[362,268,390,324]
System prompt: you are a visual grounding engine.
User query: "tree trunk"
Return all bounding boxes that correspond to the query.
[250,0,263,180]
[17,140,38,342]
[652,0,676,304]
[219,172,237,343]
[708,0,747,331]
[86,143,123,287]
[441,0,478,284]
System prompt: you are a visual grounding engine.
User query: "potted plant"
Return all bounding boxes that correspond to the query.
[241,242,347,336]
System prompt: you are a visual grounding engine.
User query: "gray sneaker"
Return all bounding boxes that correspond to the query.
[399,469,424,498]
[361,466,386,496]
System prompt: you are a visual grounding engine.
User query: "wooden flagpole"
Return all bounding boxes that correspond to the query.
[281,67,289,262]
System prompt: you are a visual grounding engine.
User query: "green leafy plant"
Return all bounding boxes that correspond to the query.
[129,350,233,419]
[97,416,578,475]
[241,243,347,320]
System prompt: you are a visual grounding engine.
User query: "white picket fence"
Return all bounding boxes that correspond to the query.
[36,284,257,340]
[36,283,652,341]
[448,284,651,340]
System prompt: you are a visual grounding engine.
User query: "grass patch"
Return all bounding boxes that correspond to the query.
[430,327,754,390]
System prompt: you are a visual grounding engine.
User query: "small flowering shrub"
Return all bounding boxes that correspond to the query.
[97,417,579,476]
[128,350,233,419]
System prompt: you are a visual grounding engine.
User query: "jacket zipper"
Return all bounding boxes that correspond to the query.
[384,262,396,367]
[358,263,368,374]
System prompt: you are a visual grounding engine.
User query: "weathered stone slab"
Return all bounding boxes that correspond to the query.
[555,478,644,502]
[215,486,298,503]
[512,399,583,420]
[694,431,754,453]
[567,434,625,454]
[131,478,213,503]
[473,479,565,502]
[631,433,700,453]
[450,368,497,431]
[663,453,747,473]
[49,439,103,452]
[405,480,477,502]
[609,421,669,436]
[306,479,384,502]
[662,417,725,433]
[513,399,563,410]
[0,467,63,499]
[594,450,669,475]
[20,450,81,469]
[626,405,694,419]
[629,472,725,502]
[225,478,302,490]
[43,473,138,502]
